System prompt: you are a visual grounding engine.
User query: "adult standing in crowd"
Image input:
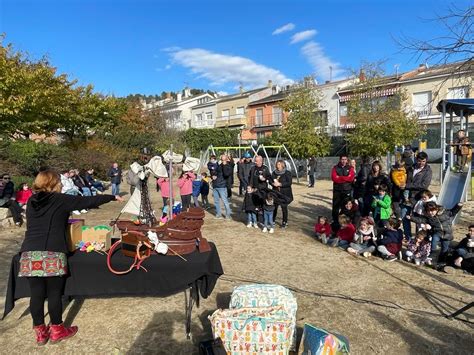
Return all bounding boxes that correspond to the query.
[362,161,391,217]
[331,155,355,226]
[402,151,432,239]
[249,155,272,191]
[227,153,235,199]
[0,173,23,226]
[307,156,317,188]
[18,170,123,345]
[126,167,140,196]
[353,157,371,207]
[237,152,253,195]
[271,160,293,228]
[108,162,122,196]
[212,154,233,219]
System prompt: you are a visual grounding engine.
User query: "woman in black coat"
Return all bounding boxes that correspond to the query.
[363,161,391,217]
[271,160,293,228]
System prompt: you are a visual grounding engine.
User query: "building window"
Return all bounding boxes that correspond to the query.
[412,91,432,117]
[339,104,347,117]
[272,106,282,124]
[206,112,213,122]
[236,106,245,115]
[257,131,265,140]
[256,108,263,126]
[448,86,469,99]
[195,113,203,125]
[221,109,229,118]
[314,110,328,126]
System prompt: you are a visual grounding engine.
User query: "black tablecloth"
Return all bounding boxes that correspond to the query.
[3,242,223,319]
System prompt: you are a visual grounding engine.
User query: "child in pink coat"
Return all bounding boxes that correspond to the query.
[157,177,174,208]
[177,171,195,210]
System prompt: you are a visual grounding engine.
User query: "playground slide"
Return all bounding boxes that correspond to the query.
[437,164,471,215]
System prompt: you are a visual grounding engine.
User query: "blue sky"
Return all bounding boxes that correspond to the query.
[1,0,471,97]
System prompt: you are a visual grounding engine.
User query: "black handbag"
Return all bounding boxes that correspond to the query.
[198,338,227,355]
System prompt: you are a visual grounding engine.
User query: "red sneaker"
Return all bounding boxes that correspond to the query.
[49,323,78,343]
[33,324,50,346]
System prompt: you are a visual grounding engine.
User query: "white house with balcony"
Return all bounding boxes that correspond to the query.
[190,99,218,129]
[158,88,216,130]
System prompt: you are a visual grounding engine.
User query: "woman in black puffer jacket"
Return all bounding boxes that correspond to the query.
[271,160,293,228]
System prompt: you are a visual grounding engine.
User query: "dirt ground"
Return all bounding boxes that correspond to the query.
[0,180,473,354]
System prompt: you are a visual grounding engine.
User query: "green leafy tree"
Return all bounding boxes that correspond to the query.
[278,82,330,158]
[345,64,425,158]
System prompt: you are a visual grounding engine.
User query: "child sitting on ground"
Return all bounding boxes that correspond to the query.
[405,230,431,266]
[347,217,376,257]
[262,193,275,234]
[200,173,211,209]
[242,186,259,229]
[371,184,392,229]
[377,218,403,262]
[455,224,474,260]
[407,201,463,265]
[314,216,332,244]
[327,214,355,249]
[16,182,33,209]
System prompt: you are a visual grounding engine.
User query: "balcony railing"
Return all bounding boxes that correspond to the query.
[215,113,247,127]
[192,120,215,128]
[415,108,432,118]
[250,113,283,128]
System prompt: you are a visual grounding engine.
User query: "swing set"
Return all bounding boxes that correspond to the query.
[200,144,300,182]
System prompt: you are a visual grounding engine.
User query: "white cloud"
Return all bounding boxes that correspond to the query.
[272,23,295,35]
[300,41,345,81]
[166,47,293,88]
[165,64,172,70]
[217,91,228,96]
[290,30,317,44]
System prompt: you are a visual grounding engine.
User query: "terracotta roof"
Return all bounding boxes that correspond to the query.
[248,90,289,106]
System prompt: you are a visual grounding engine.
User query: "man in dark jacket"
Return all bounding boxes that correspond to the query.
[212,154,233,219]
[108,162,122,196]
[331,155,355,225]
[0,173,23,226]
[307,156,317,187]
[248,155,271,190]
[402,151,433,239]
[238,152,254,194]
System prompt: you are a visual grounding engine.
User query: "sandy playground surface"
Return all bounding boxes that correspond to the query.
[0,179,473,354]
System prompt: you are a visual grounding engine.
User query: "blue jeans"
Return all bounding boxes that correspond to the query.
[111,183,120,196]
[247,212,257,224]
[401,205,412,239]
[213,187,231,217]
[431,232,450,256]
[457,248,468,257]
[263,210,274,228]
[81,187,92,196]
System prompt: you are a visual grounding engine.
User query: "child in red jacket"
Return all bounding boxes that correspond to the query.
[327,215,355,249]
[16,183,33,209]
[314,216,332,244]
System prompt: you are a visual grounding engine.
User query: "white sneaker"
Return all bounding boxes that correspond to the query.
[72,210,81,215]
[406,257,412,263]
[246,223,252,228]
[362,251,371,258]
[269,228,274,234]
[80,209,88,214]
[262,227,268,233]
[253,223,259,229]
